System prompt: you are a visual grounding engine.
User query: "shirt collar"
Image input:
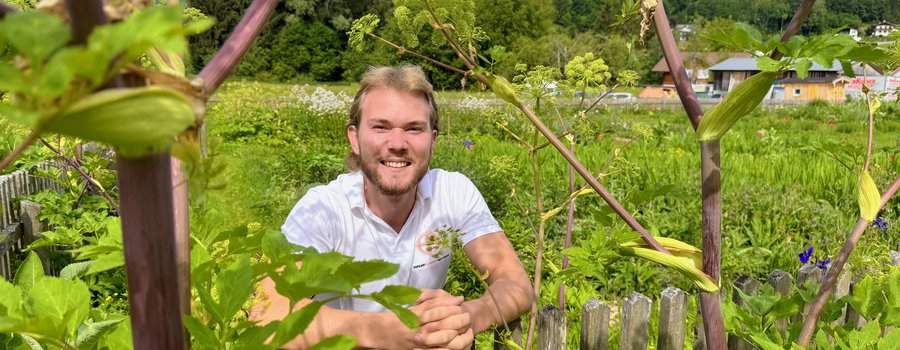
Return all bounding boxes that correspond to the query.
[343,169,434,211]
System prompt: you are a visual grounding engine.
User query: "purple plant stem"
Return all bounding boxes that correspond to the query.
[559,142,575,310]
[196,0,277,94]
[65,2,188,348]
[699,140,726,350]
[797,175,900,346]
[653,1,703,129]
[0,2,16,19]
[771,0,818,60]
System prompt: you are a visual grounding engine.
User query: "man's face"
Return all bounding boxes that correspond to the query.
[348,87,436,197]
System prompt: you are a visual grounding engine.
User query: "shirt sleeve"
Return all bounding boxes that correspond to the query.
[281,188,336,253]
[449,173,502,246]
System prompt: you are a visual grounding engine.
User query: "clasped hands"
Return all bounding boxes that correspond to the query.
[407,289,474,350]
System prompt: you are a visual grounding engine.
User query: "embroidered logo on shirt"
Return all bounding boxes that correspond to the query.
[413,231,450,269]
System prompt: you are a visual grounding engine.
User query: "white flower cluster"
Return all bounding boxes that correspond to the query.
[291,85,353,115]
[457,96,491,111]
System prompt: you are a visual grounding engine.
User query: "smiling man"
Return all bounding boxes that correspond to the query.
[253,65,532,349]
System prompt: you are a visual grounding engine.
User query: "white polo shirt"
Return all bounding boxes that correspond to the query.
[282,169,501,312]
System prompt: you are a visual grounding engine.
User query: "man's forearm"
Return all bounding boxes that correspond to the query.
[461,269,533,334]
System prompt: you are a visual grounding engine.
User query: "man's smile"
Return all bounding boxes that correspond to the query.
[382,160,412,168]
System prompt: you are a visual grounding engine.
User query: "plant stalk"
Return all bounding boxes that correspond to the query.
[771,0,818,60]
[0,1,17,19]
[196,0,278,95]
[863,92,875,171]
[558,140,575,310]
[699,140,726,350]
[797,175,900,346]
[366,33,467,75]
[0,129,39,173]
[524,130,546,350]
[653,1,703,129]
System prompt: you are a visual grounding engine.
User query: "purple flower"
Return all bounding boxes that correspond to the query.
[462,139,474,151]
[870,217,887,231]
[799,246,813,264]
[815,257,831,270]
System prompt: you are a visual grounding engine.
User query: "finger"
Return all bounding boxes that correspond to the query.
[412,295,464,318]
[416,288,449,303]
[445,328,474,350]
[418,305,466,325]
[420,312,471,333]
[418,329,458,347]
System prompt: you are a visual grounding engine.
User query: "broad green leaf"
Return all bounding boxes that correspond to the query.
[816,329,836,350]
[85,251,124,275]
[0,64,26,92]
[18,334,43,350]
[373,296,419,329]
[880,328,900,350]
[233,322,279,349]
[846,275,884,320]
[734,284,779,317]
[619,245,719,292]
[841,60,855,77]
[856,170,880,221]
[59,261,93,280]
[13,251,45,294]
[183,17,215,36]
[888,269,899,308]
[756,57,783,72]
[35,54,73,98]
[183,315,218,347]
[749,334,784,350]
[842,45,891,63]
[882,306,900,327]
[795,59,813,80]
[849,319,881,349]
[372,285,421,305]
[27,278,91,339]
[75,318,124,349]
[44,86,195,157]
[215,256,255,324]
[310,335,357,350]
[97,318,131,349]
[0,280,23,319]
[335,260,399,288]
[697,72,776,141]
[54,47,109,87]
[289,252,353,296]
[270,302,324,347]
[262,229,295,261]
[0,105,40,127]
[0,11,71,63]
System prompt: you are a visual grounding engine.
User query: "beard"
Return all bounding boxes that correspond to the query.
[358,149,431,197]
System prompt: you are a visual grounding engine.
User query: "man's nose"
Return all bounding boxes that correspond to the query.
[386,128,407,150]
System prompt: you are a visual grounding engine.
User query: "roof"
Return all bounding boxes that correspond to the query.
[708,58,842,72]
[651,52,752,72]
[776,77,841,84]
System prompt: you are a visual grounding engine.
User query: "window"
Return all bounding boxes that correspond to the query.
[793,88,801,97]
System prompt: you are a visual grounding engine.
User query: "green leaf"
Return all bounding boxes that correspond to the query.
[59,261,93,280]
[888,269,900,308]
[841,60,855,78]
[0,279,23,319]
[215,256,255,325]
[882,306,900,327]
[97,318,131,349]
[371,285,421,305]
[842,45,891,63]
[0,63,27,92]
[85,251,124,275]
[849,319,881,349]
[27,278,91,339]
[696,72,776,142]
[234,322,279,349]
[0,11,71,63]
[857,170,881,221]
[879,328,900,350]
[270,302,324,347]
[183,315,218,346]
[310,335,357,350]
[846,275,884,321]
[335,260,399,288]
[35,54,73,98]
[44,86,195,157]
[735,284,780,317]
[13,252,45,294]
[75,318,124,349]
[18,334,43,350]
[815,329,835,350]
[262,229,295,261]
[183,17,215,36]
[756,57,783,72]
[795,59,813,80]
[749,333,784,350]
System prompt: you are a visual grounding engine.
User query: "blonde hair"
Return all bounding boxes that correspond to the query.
[345,65,439,170]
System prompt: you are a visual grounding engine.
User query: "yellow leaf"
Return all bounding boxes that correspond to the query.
[697,72,776,142]
[857,170,880,221]
[619,246,719,292]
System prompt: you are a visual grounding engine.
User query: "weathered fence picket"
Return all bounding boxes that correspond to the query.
[0,164,62,280]
[510,254,900,350]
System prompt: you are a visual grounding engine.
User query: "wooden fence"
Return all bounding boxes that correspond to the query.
[0,163,62,280]
[496,255,900,350]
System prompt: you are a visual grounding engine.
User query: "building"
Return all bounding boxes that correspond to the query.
[866,22,897,37]
[707,57,842,94]
[840,28,861,41]
[640,52,751,98]
[771,77,847,102]
[675,24,699,42]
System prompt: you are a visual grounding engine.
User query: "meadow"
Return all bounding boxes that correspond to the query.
[205,81,899,317]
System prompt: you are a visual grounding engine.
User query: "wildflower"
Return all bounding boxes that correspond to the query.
[757,130,764,137]
[827,119,836,126]
[799,247,813,264]
[870,217,887,231]
[462,139,474,151]
[814,257,831,270]
[247,222,262,232]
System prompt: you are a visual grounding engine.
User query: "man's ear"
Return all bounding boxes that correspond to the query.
[347,125,360,155]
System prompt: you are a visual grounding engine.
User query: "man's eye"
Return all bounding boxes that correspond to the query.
[407,127,423,133]
[373,125,387,130]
